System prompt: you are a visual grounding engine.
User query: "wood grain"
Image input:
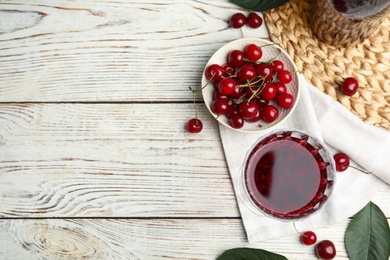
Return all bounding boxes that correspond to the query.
[0,0,268,102]
[0,103,239,217]
[1,103,389,219]
[2,218,389,260]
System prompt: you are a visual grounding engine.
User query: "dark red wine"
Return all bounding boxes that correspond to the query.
[244,132,332,220]
[330,0,390,18]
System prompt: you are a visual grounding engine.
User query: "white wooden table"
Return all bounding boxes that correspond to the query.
[1,1,389,259]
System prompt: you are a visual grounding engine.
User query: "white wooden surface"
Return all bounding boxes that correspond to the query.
[0,1,389,259]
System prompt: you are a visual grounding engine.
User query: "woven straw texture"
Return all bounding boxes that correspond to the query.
[264,0,390,130]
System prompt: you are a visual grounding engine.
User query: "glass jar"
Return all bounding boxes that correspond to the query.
[309,0,390,47]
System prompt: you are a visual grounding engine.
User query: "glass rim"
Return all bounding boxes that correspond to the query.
[239,128,336,221]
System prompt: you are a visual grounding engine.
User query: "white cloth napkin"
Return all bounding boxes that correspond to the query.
[219,74,389,242]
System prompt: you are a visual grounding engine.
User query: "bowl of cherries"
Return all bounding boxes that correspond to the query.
[202,38,301,133]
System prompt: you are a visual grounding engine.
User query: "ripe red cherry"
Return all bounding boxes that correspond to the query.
[229,114,245,129]
[341,77,359,96]
[212,99,229,115]
[247,12,263,28]
[222,63,235,75]
[259,82,277,101]
[213,90,228,101]
[315,240,336,259]
[275,82,287,94]
[244,44,262,61]
[205,64,225,82]
[238,101,260,120]
[256,98,269,108]
[276,93,294,108]
[300,231,317,245]
[227,50,245,67]
[243,85,258,98]
[255,63,274,81]
[186,118,203,133]
[278,70,293,83]
[237,64,256,83]
[230,85,242,99]
[218,77,237,96]
[333,152,350,172]
[246,110,262,122]
[272,60,284,72]
[229,13,246,28]
[262,105,279,123]
[226,104,239,118]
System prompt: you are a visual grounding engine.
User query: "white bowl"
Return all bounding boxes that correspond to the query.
[201,38,301,133]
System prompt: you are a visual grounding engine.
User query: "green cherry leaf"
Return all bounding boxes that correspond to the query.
[216,247,288,260]
[345,202,390,260]
[229,0,289,12]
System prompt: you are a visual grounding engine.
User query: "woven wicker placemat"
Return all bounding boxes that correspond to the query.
[264,0,390,130]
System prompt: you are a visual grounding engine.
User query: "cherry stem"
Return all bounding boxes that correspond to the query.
[189,86,199,121]
[240,27,245,38]
[247,82,266,103]
[349,165,372,175]
[267,51,282,63]
[260,43,277,48]
[202,73,215,90]
[292,221,307,237]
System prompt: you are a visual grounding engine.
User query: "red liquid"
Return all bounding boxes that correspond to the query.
[331,0,390,18]
[244,133,331,220]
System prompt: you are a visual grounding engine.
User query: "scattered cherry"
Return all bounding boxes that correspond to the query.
[315,240,336,259]
[229,13,246,28]
[187,86,203,133]
[333,152,350,172]
[340,77,359,96]
[333,152,372,174]
[300,231,317,245]
[247,12,263,28]
[186,118,203,133]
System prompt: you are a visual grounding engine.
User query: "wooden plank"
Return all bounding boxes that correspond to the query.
[1,103,389,218]
[1,218,389,259]
[0,103,237,217]
[0,0,268,102]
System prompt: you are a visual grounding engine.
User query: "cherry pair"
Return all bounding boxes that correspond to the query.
[229,12,263,29]
[300,231,336,259]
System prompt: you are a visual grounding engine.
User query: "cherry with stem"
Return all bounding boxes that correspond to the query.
[293,222,317,246]
[333,152,372,174]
